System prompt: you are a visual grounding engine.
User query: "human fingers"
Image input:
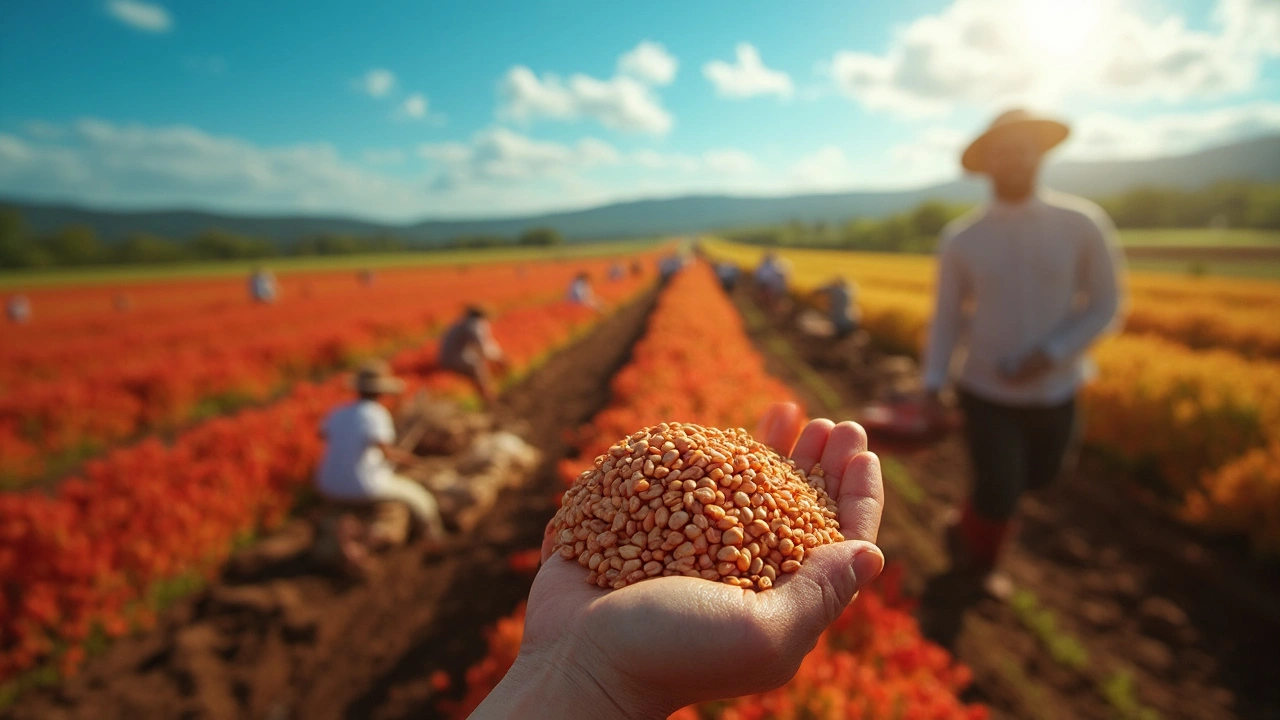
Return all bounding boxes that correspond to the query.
[836,452,885,544]
[757,402,806,456]
[539,517,557,563]
[766,539,885,644]
[817,421,868,500]
[788,419,835,473]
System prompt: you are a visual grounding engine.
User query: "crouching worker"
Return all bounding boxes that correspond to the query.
[316,360,446,565]
[439,305,508,405]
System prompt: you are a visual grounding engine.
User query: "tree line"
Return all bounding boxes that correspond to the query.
[724,180,1280,253]
[0,211,566,270]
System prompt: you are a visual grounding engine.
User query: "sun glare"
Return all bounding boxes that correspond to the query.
[1018,0,1106,61]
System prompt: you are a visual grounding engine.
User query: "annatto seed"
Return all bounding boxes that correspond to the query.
[550,422,843,592]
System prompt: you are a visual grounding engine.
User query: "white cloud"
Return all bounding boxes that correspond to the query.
[498,44,677,134]
[24,121,63,140]
[887,127,968,183]
[788,146,858,191]
[703,149,759,175]
[419,128,621,187]
[362,148,406,165]
[828,0,1277,117]
[0,119,428,220]
[401,93,428,119]
[1067,103,1280,160]
[361,69,397,98]
[703,44,794,99]
[628,148,759,175]
[106,0,171,33]
[499,67,673,134]
[618,41,678,86]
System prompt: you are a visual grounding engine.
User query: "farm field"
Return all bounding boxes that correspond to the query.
[3,242,1278,720]
[0,239,662,289]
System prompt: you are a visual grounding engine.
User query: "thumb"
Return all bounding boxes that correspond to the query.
[775,540,885,637]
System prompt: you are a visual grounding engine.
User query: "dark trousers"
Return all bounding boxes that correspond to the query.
[958,388,1080,522]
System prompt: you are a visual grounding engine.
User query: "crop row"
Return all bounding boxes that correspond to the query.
[0,259,641,485]
[0,271,652,684]
[441,263,984,719]
[704,241,1280,553]
[702,240,1280,360]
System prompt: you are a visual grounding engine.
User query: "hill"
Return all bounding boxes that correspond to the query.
[4,135,1278,244]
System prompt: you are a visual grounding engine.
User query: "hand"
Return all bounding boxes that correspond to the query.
[471,402,886,719]
[999,349,1053,383]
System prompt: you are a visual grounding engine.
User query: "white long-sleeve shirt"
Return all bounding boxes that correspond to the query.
[922,190,1125,406]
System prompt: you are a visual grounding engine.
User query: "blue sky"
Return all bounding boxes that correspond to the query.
[1,0,1278,221]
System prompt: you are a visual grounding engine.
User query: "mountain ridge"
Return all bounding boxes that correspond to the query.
[4,135,1278,244]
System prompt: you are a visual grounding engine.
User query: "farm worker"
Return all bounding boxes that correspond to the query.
[316,359,446,541]
[358,268,375,287]
[815,277,860,339]
[438,305,509,404]
[249,267,278,304]
[567,272,603,311]
[608,262,626,281]
[922,109,1124,592]
[754,251,791,312]
[715,261,741,292]
[469,402,887,719]
[6,295,31,324]
[658,254,684,282]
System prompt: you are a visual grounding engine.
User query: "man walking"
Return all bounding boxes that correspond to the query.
[922,109,1124,590]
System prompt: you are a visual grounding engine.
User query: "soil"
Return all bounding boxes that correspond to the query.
[7,287,659,720]
[732,287,1280,720]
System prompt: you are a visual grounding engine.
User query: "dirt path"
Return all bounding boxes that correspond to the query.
[731,287,1280,720]
[8,287,659,720]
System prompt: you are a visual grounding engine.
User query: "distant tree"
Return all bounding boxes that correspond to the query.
[909,201,962,239]
[116,233,185,264]
[44,224,103,265]
[0,207,41,269]
[188,229,275,259]
[518,227,563,246]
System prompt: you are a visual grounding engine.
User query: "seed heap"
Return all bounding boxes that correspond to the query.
[551,422,843,591]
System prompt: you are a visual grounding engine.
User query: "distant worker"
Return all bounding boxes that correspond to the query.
[249,268,278,304]
[922,109,1124,595]
[438,305,508,405]
[753,251,791,313]
[6,295,31,324]
[114,293,133,313]
[567,272,603,311]
[359,268,375,287]
[714,262,741,292]
[317,360,446,542]
[608,262,626,282]
[630,259,644,277]
[658,254,685,283]
[815,277,860,339]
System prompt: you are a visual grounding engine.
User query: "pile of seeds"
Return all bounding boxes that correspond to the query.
[551,422,843,591]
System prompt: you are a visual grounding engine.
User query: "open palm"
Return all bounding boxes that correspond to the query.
[474,403,886,719]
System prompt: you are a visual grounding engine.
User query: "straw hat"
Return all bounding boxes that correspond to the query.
[961,109,1069,174]
[352,359,406,395]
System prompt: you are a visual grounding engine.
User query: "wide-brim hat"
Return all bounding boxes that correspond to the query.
[961,109,1070,174]
[352,359,406,394]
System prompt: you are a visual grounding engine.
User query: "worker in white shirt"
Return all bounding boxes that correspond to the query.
[316,360,446,542]
[922,109,1124,590]
[754,251,793,314]
[566,272,603,311]
[6,295,31,324]
[438,305,508,404]
[249,268,278,304]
